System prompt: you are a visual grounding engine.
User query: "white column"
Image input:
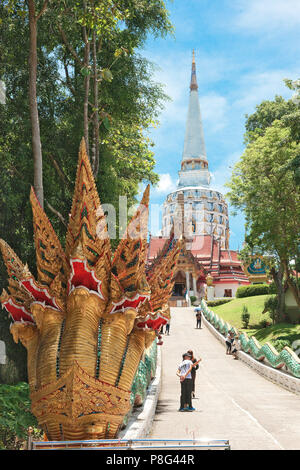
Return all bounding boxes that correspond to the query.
[185,271,191,306]
[193,276,197,297]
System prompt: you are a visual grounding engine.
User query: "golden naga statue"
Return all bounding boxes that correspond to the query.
[0,140,181,441]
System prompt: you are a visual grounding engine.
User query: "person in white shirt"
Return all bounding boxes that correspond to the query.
[231,336,241,360]
[176,352,201,411]
[225,332,233,355]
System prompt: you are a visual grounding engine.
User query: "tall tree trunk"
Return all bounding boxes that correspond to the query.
[28,0,44,208]
[92,29,99,177]
[82,3,90,155]
[270,265,285,321]
[83,38,90,155]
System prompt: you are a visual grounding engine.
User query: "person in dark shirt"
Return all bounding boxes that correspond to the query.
[176,352,201,411]
[187,349,199,398]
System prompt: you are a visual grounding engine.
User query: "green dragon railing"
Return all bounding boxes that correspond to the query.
[122,339,158,428]
[131,339,158,407]
[201,300,300,379]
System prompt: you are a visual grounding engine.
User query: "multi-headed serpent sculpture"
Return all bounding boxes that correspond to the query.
[0,140,181,441]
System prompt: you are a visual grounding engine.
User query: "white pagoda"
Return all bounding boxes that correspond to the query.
[162,51,230,250]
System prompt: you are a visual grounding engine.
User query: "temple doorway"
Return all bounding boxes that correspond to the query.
[172,271,186,298]
[174,283,184,297]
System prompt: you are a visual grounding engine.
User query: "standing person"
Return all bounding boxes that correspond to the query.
[194,307,202,329]
[231,335,241,360]
[165,320,170,335]
[176,352,201,412]
[225,331,232,355]
[187,350,199,398]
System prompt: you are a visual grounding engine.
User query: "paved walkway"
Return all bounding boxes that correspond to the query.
[149,307,300,450]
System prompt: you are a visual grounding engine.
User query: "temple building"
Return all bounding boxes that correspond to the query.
[147,52,250,305]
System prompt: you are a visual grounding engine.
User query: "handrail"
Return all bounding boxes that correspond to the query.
[201,300,300,379]
[31,438,230,450]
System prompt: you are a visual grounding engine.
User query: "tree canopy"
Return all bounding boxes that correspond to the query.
[227,82,300,317]
[0,0,173,383]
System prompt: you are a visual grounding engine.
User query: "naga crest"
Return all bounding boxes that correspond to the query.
[0,140,181,441]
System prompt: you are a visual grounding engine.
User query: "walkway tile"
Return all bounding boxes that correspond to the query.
[149,307,300,450]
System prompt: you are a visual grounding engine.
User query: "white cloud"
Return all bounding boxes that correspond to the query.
[153,173,177,195]
[232,69,296,114]
[233,0,300,32]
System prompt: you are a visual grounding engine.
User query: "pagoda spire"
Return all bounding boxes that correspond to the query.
[178,50,210,188]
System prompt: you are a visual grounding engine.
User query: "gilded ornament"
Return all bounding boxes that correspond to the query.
[0,140,180,441]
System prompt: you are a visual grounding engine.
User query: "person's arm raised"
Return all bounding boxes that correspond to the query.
[193,358,202,367]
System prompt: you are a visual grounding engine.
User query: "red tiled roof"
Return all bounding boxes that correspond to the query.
[147,234,250,284]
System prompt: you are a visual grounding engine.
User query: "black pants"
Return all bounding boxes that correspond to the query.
[191,372,196,393]
[180,378,192,409]
[196,319,201,328]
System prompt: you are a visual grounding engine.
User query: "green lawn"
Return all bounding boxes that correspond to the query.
[211,294,272,330]
[210,294,300,349]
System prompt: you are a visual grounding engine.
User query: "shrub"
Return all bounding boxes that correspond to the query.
[270,338,291,352]
[236,284,270,298]
[259,319,271,328]
[0,382,42,449]
[263,296,279,324]
[190,296,197,305]
[207,299,233,307]
[267,281,277,294]
[241,305,250,328]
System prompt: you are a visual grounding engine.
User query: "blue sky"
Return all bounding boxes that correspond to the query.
[139,0,300,250]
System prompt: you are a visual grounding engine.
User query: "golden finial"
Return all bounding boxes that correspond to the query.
[190,49,198,91]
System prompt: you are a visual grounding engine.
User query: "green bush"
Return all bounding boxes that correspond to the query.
[241,305,250,328]
[236,284,271,298]
[190,296,197,305]
[259,319,272,328]
[270,338,291,352]
[0,382,42,449]
[207,299,233,307]
[266,281,278,294]
[263,296,279,324]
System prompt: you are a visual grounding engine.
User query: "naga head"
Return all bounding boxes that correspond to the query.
[0,140,181,441]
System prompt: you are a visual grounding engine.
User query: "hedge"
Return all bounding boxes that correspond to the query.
[207,299,233,307]
[236,284,271,298]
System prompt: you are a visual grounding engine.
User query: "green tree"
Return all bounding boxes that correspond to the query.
[244,95,298,144]
[0,0,172,383]
[263,296,279,325]
[0,382,41,449]
[227,121,300,318]
[241,305,250,328]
